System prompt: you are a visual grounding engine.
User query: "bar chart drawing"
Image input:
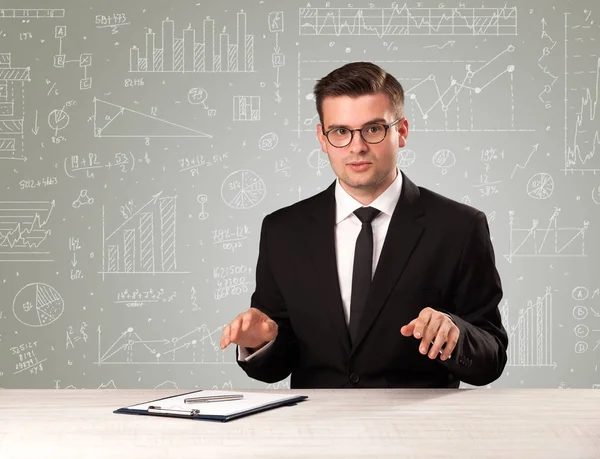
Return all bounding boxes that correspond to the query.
[501,287,555,368]
[93,98,211,138]
[96,324,230,365]
[299,6,518,36]
[233,96,260,121]
[101,191,188,278]
[129,12,255,73]
[0,53,30,162]
[504,208,589,263]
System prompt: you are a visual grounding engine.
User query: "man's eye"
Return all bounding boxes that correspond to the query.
[365,125,383,134]
[333,128,348,135]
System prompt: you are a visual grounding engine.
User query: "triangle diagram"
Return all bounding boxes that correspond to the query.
[93,98,211,138]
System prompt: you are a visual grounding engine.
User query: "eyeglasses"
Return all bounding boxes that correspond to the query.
[322,118,402,148]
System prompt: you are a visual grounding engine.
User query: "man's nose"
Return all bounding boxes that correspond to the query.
[348,130,368,153]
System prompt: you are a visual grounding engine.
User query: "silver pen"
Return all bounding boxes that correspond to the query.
[184,394,244,404]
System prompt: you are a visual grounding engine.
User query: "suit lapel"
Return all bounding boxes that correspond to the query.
[350,171,425,353]
[304,182,352,354]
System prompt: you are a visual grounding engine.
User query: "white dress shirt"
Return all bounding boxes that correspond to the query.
[238,168,404,361]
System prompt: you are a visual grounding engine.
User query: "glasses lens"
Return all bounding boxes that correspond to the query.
[361,124,386,143]
[327,128,352,147]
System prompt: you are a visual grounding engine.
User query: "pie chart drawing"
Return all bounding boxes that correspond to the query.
[527,173,554,200]
[221,170,266,209]
[13,283,64,327]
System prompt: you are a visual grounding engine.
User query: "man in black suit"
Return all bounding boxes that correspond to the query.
[220,62,508,388]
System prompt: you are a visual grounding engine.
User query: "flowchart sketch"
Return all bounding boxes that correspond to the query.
[0,53,30,162]
[129,11,254,73]
[501,287,555,367]
[13,283,64,327]
[299,6,518,36]
[101,192,188,278]
[96,325,229,365]
[504,209,589,263]
[0,200,54,262]
[93,98,211,138]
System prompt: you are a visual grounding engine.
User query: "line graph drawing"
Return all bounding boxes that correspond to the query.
[101,192,188,278]
[93,98,211,138]
[299,6,518,36]
[563,12,600,173]
[96,325,231,365]
[504,208,589,263]
[0,200,54,262]
[501,287,555,368]
[0,53,30,162]
[297,48,533,135]
[13,283,64,327]
[129,11,254,73]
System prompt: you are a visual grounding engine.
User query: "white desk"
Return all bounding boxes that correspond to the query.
[1,388,599,458]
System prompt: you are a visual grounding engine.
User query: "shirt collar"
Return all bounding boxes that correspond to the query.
[335,167,403,224]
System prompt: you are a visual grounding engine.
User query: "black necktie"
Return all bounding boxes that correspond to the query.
[349,206,381,344]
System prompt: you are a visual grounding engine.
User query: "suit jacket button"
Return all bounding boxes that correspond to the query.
[349,373,360,384]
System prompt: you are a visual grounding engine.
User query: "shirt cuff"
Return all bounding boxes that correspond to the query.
[237,339,275,361]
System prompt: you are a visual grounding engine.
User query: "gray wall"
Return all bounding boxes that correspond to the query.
[0,0,598,390]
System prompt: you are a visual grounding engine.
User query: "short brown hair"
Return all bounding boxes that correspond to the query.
[313,62,404,126]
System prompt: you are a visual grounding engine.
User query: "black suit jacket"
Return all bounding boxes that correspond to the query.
[237,171,508,388]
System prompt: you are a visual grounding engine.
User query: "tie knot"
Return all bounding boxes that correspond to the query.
[354,206,380,224]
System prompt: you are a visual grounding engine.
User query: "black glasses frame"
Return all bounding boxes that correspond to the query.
[322,118,403,148]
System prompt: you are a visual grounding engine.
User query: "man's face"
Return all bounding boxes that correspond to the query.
[316,92,408,198]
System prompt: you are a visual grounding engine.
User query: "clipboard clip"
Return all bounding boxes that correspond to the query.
[147,405,200,416]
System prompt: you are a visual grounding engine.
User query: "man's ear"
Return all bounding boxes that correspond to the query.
[316,124,328,152]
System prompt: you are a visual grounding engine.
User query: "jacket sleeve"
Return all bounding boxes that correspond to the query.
[438,211,509,386]
[236,215,300,383]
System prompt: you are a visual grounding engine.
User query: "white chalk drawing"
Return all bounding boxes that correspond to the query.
[233,96,261,121]
[72,189,94,208]
[197,194,209,220]
[129,12,255,73]
[53,26,92,90]
[188,87,208,107]
[13,283,64,327]
[93,97,211,138]
[510,143,539,179]
[0,199,54,262]
[538,18,558,109]
[64,151,150,179]
[501,287,555,368]
[563,12,600,173]
[96,325,231,365]
[397,149,416,167]
[432,148,456,174]
[259,132,279,151]
[269,11,285,103]
[48,108,69,135]
[101,192,188,278]
[504,208,589,263]
[0,53,30,162]
[307,148,330,175]
[592,186,600,205]
[0,9,64,19]
[526,173,554,200]
[221,170,266,209]
[299,6,518,36]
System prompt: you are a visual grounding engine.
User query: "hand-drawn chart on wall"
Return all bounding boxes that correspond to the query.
[0,1,598,393]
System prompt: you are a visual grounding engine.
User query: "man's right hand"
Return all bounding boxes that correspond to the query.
[220,307,278,350]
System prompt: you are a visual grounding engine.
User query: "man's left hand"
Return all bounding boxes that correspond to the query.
[400,307,459,361]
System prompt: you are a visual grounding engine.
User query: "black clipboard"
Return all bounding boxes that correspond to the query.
[114,389,308,422]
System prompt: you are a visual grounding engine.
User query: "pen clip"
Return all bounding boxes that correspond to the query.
[147,405,200,416]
